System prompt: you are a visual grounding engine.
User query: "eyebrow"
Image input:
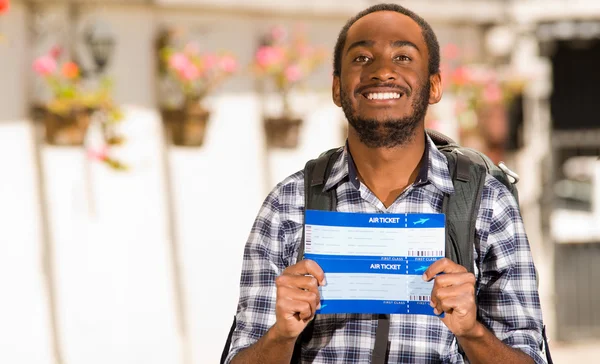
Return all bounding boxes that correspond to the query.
[345,40,420,54]
[391,40,419,51]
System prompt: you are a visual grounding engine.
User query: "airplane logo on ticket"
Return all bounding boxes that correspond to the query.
[414,266,429,273]
[413,218,430,225]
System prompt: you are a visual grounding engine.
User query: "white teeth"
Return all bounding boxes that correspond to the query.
[367,92,401,100]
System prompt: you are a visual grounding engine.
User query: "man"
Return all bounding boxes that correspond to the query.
[225,3,546,363]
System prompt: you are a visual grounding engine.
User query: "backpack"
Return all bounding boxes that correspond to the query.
[221,129,553,364]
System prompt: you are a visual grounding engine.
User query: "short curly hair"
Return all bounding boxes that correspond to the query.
[333,3,440,77]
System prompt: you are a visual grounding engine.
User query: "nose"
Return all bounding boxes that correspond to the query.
[369,59,396,82]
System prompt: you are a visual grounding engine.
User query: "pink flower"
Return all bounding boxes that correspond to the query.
[49,46,62,59]
[483,84,503,104]
[33,55,57,76]
[180,63,200,81]
[270,25,287,42]
[451,66,470,86]
[168,53,190,72]
[202,53,218,70]
[219,55,238,73]
[255,46,285,68]
[284,64,303,83]
[87,146,108,161]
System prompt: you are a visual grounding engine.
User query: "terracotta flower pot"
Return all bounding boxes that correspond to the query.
[264,116,303,149]
[34,106,94,146]
[161,103,210,147]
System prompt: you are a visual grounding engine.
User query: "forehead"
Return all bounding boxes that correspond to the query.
[345,11,426,52]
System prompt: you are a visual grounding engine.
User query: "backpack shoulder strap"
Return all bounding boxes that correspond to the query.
[296,148,342,261]
[442,150,487,274]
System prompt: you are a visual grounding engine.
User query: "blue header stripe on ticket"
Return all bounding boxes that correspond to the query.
[305,255,444,275]
[308,257,408,274]
[305,210,445,228]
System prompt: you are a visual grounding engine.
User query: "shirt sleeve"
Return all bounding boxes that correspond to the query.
[224,177,303,363]
[475,176,547,364]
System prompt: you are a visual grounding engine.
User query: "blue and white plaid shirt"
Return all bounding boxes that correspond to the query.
[225,135,546,363]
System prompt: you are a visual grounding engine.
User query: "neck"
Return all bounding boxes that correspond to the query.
[347,126,426,207]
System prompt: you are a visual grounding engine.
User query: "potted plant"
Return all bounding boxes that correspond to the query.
[159,41,238,147]
[441,44,527,163]
[32,47,128,170]
[252,24,327,149]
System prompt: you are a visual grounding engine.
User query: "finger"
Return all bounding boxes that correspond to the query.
[277,297,314,322]
[432,272,476,289]
[423,258,467,281]
[276,274,320,294]
[431,284,475,315]
[431,283,475,305]
[277,286,320,315]
[283,260,326,285]
[434,295,474,316]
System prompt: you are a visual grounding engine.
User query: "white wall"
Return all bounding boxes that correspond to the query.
[0,3,347,364]
[0,3,531,364]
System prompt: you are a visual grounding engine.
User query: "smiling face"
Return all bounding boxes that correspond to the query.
[333,11,442,148]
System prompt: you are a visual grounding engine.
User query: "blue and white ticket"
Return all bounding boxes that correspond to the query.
[303,210,445,316]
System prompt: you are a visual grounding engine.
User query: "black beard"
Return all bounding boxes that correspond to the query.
[341,80,431,148]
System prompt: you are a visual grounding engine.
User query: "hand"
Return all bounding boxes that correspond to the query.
[273,259,325,340]
[423,258,479,338]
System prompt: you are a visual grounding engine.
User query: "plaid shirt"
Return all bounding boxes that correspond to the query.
[225,136,546,363]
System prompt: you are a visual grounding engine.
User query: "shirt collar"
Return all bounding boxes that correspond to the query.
[323,133,454,195]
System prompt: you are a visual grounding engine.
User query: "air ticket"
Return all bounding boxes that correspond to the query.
[303,210,445,316]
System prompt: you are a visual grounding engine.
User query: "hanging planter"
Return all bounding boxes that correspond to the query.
[264,115,302,149]
[161,100,210,147]
[35,106,94,146]
[440,43,529,164]
[32,47,129,171]
[159,38,238,147]
[252,24,327,149]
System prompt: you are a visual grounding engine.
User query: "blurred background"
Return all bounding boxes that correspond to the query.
[0,0,599,363]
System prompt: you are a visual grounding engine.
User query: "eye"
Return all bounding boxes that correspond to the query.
[394,55,411,62]
[353,55,371,63]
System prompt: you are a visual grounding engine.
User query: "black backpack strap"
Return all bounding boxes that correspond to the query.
[371,314,390,364]
[442,151,486,273]
[439,150,486,359]
[297,148,341,261]
[220,317,237,364]
[291,148,342,364]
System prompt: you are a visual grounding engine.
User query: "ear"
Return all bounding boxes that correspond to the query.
[332,75,342,107]
[428,72,443,105]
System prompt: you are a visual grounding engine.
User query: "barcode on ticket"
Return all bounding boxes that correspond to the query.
[410,295,431,301]
[408,250,443,257]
